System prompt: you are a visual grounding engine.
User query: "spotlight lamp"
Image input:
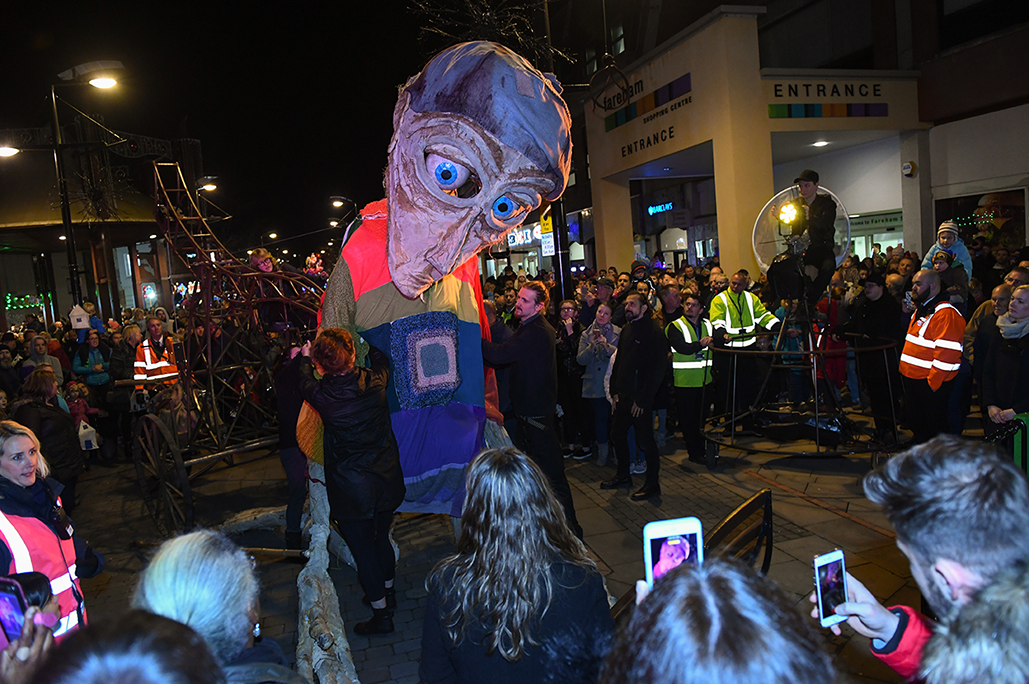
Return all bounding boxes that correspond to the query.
[779,203,798,225]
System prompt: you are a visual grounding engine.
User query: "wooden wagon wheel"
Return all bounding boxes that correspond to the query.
[133,414,194,537]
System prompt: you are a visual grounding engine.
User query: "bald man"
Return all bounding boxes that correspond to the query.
[898,270,966,443]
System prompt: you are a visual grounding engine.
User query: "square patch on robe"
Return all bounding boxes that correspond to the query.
[392,311,461,410]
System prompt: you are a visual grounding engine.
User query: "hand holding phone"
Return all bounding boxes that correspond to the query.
[643,516,703,587]
[0,579,28,643]
[813,550,848,628]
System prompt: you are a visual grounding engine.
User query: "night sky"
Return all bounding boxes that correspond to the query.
[2,2,433,263]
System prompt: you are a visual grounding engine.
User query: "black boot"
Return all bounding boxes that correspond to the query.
[285,530,304,550]
[362,587,397,610]
[354,607,394,635]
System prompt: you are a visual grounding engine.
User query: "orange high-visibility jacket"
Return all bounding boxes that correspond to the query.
[899,300,964,390]
[133,335,179,387]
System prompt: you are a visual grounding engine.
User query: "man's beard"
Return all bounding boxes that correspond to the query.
[0,359,11,370]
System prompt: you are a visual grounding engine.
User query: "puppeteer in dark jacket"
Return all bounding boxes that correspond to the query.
[295,346,405,521]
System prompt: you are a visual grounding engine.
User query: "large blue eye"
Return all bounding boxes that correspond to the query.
[426,153,470,190]
[493,195,518,220]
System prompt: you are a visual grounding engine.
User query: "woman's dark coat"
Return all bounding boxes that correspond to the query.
[296,347,405,520]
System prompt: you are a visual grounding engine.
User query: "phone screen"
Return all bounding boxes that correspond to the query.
[648,532,700,581]
[0,589,25,642]
[817,558,846,621]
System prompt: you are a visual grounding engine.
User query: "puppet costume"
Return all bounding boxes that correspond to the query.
[320,42,572,516]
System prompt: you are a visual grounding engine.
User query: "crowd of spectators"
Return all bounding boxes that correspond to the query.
[2,219,1027,683]
[481,220,1029,481]
[0,303,189,512]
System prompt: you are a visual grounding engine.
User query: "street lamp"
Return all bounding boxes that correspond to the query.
[51,60,126,305]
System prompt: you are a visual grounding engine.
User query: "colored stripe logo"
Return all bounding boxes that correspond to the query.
[768,103,888,118]
[605,73,692,132]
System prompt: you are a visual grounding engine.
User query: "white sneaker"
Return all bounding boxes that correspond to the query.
[630,461,647,474]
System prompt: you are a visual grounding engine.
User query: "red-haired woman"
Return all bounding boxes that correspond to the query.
[296,328,405,635]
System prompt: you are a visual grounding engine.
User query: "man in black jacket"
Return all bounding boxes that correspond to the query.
[482,282,582,538]
[790,169,837,303]
[840,273,905,441]
[601,292,669,500]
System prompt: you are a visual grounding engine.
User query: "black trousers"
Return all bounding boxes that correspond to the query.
[611,400,660,487]
[336,510,395,604]
[513,415,583,539]
[860,348,901,433]
[902,376,955,444]
[675,386,709,460]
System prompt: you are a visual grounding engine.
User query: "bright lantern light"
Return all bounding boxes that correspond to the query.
[329,220,339,227]
[201,183,217,192]
[332,200,344,208]
[58,235,67,241]
[812,141,829,147]
[779,203,798,224]
[0,147,19,157]
[268,233,278,239]
[149,234,157,239]
[89,77,117,89]
[282,249,289,254]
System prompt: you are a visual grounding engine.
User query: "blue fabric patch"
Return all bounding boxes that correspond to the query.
[390,311,461,410]
[420,343,449,377]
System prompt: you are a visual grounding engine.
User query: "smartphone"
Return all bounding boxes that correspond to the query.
[0,578,28,642]
[813,549,848,628]
[643,516,703,587]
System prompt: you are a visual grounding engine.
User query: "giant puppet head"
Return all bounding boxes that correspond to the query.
[386,41,572,298]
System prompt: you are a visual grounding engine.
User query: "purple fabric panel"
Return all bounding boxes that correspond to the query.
[392,403,485,516]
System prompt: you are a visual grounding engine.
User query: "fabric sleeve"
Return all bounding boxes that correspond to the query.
[418,585,458,684]
[921,245,939,271]
[709,295,728,330]
[133,344,147,381]
[575,328,592,366]
[296,358,322,409]
[955,242,973,274]
[482,327,531,367]
[72,352,90,376]
[752,295,780,329]
[870,605,933,681]
[666,321,702,356]
[634,327,670,411]
[964,302,989,363]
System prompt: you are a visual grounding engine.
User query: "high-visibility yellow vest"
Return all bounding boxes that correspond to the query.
[667,317,713,387]
[709,290,779,348]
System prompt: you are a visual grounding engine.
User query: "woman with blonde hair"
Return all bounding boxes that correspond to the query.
[0,421,103,641]
[983,284,1029,425]
[10,369,84,511]
[419,447,613,683]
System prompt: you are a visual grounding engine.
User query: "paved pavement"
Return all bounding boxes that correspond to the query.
[73,420,960,684]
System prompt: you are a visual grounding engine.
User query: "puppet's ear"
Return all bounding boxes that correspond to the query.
[391,87,412,141]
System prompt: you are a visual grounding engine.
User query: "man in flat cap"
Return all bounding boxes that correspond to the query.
[792,169,838,303]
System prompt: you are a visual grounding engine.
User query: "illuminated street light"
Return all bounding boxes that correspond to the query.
[197,175,218,192]
[329,220,339,227]
[330,196,347,208]
[57,61,125,88]
[269,232,278,239]
[58,236,66,241]
[51,61,126,305]
[0,147,18,157]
